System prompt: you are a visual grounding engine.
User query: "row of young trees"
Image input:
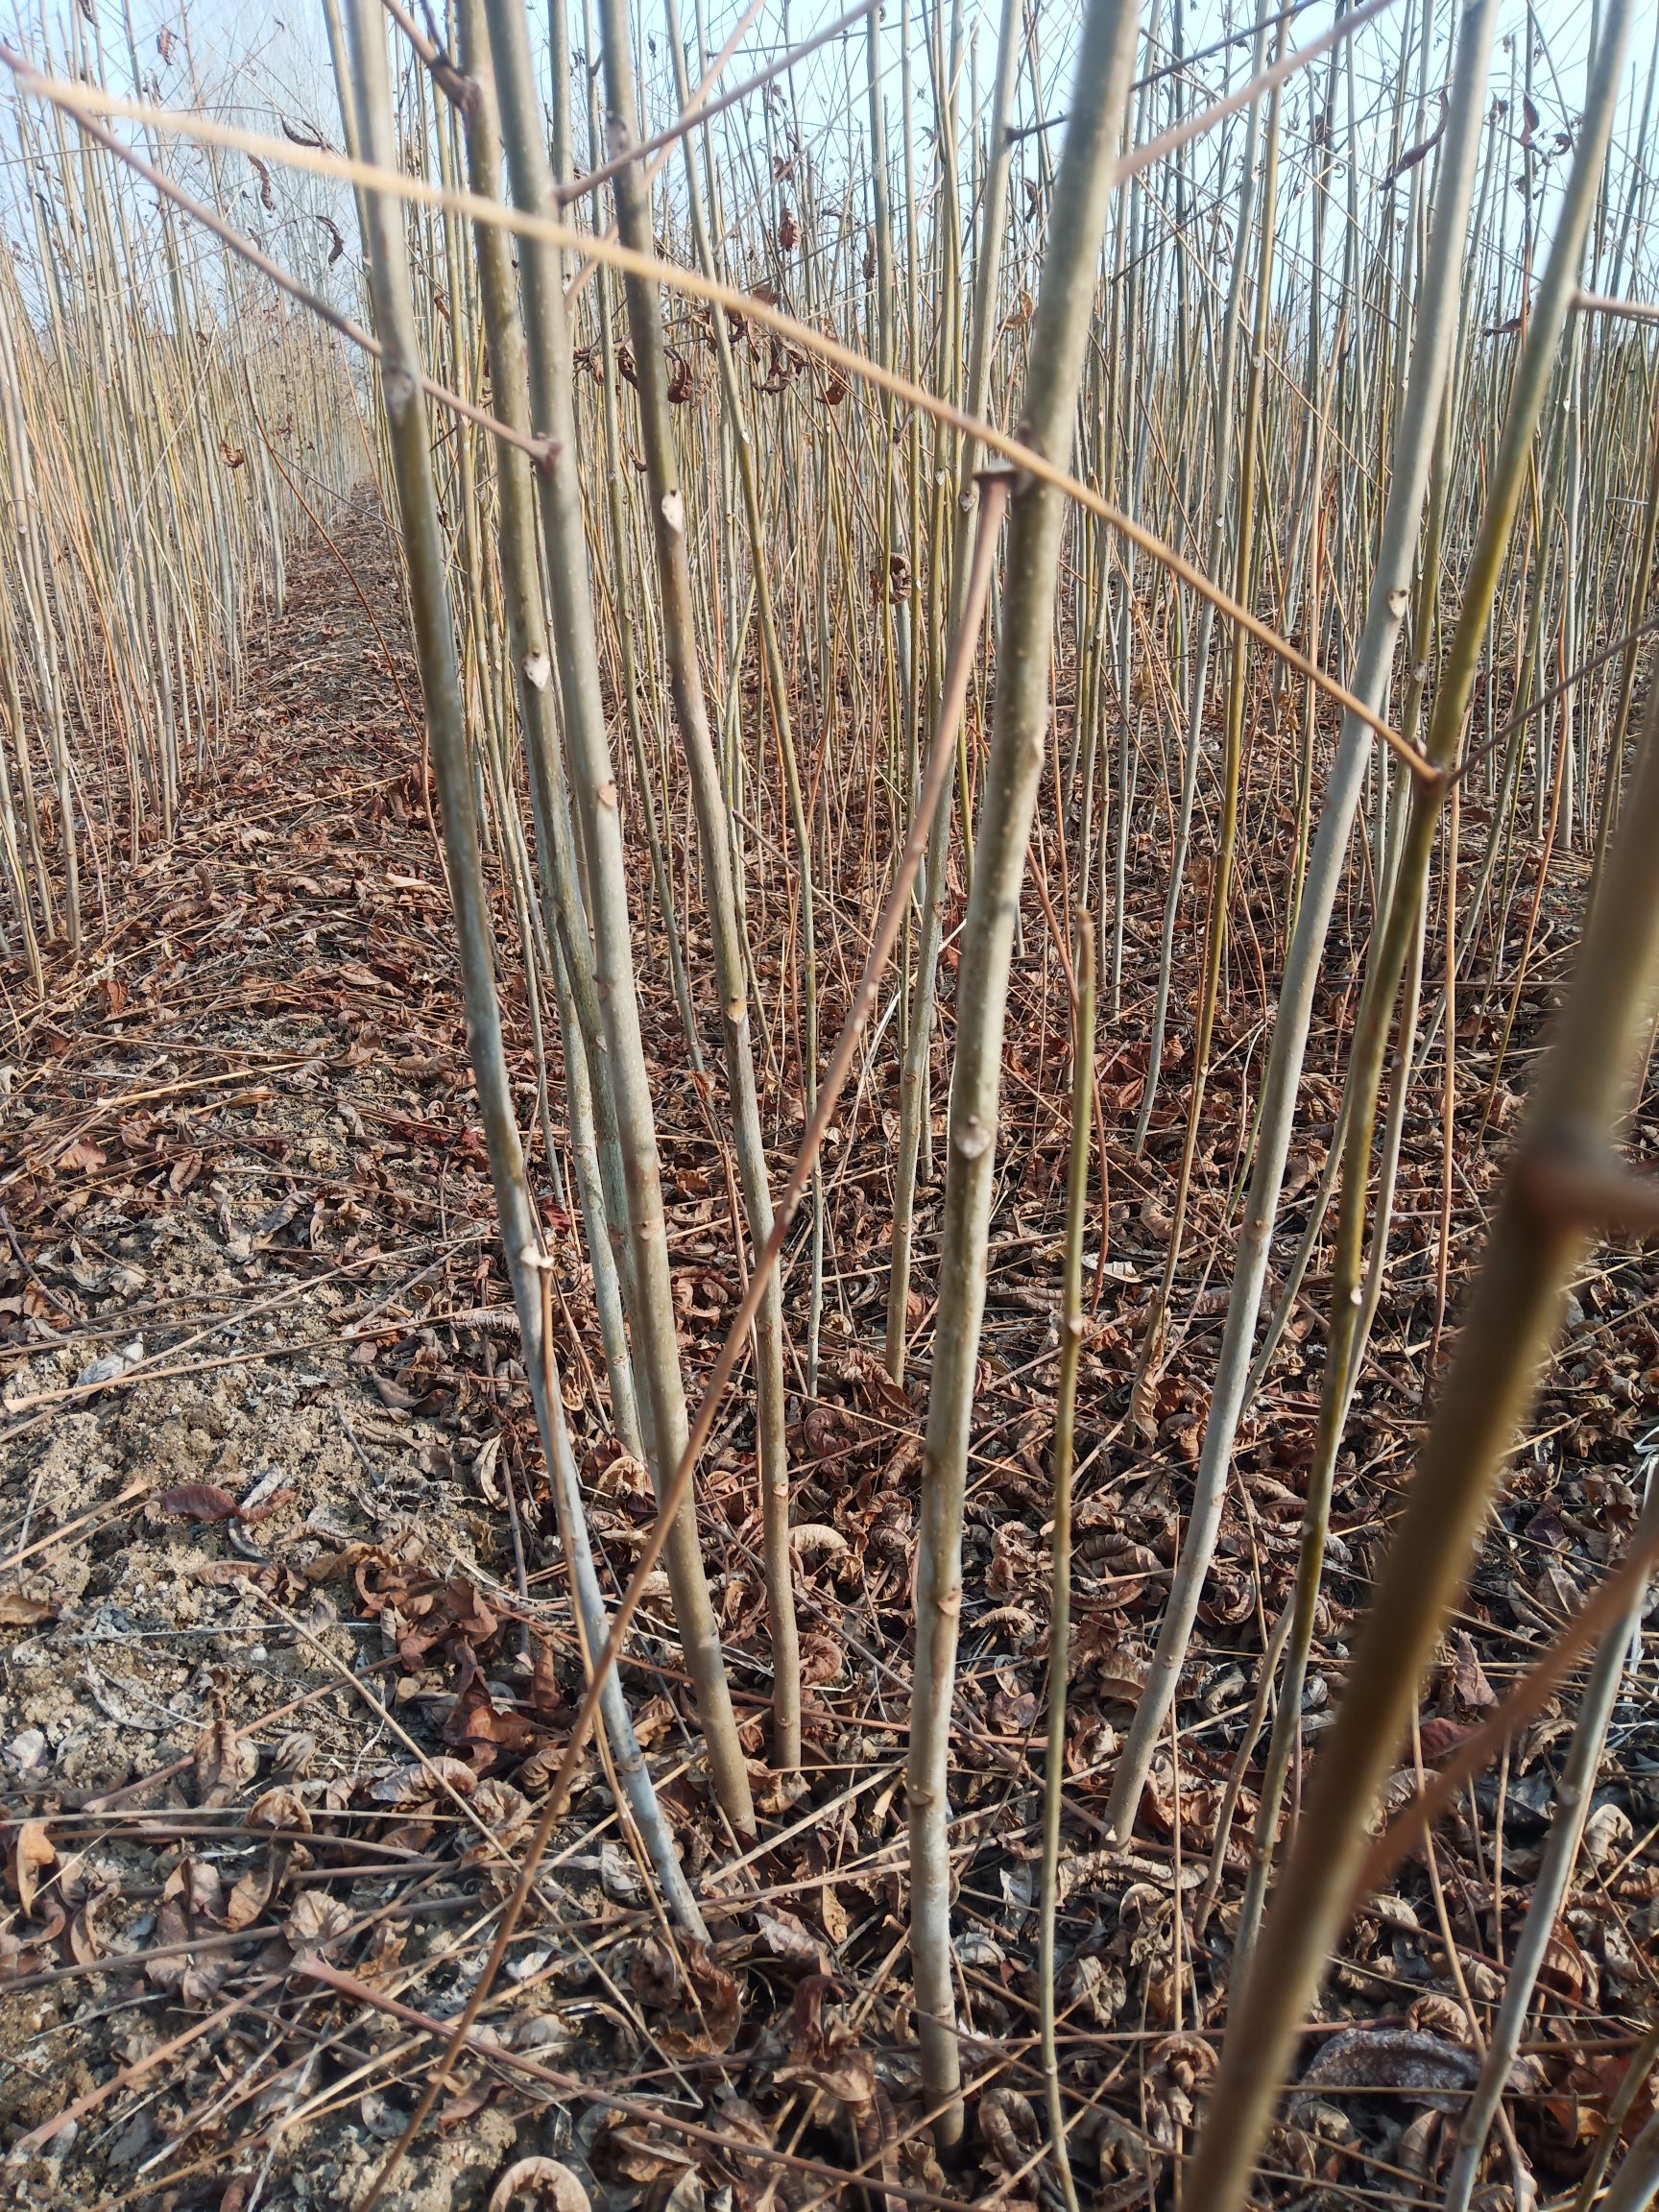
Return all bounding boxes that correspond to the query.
[0,11,359,979]
[6,0,1659,2200]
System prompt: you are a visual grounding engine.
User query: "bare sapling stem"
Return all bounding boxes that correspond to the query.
[659,0,826,1398]
[327,0,693,1957]
[1134,46,1283,1371]
[455,0,643,1465]
[592,0,800,1772]
[1441,1468,1659,2212]
[481,0,756,1843]
[1040,912,1096,2212]
[1235,879,1430,1964]
[887,0,1022,1386]
[1130,4,1270,1159]
[1572,2024,1659,2212]
[360,469,1012,2211]
[1599,2112,1659,2212]
[1106,0,1503,1839]
[906,0,1141,2149]
[1186,645,1659,2212]
[532,1262,709,1943]
[328,0,552,1454]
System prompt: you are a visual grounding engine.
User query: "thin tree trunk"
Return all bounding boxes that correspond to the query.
[328,0,698,1940]
[455,0,643,1464]
[591,0,800,1772]
[1040,916,1096,2212]
[1106,0,1503,1838]
[1180,29,1647,2189]
[906,0,1140,2148]
[886,0,1022,1386]
[1441,1474,1659,2212]
[482,0,756,1841]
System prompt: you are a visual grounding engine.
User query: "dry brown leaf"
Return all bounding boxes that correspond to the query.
[488,2158,591,2212]
[68,1900,104,1964]
[195,1715,258,1807]
[160,1481,245,1524]
[470,1777,531,1848]
[284,1890,353,1954]
[227,1853,283,1932]
[0,1590,58,1628]
[248,1785,312,1835]
[753,1908,821,1963]
[166,1855,226,1920]
[443,1648,540,1759]
[1446,1628,1498,1710]
[1407,1991,1474,2043]
[661,1949,743,2057]
[370,1756,476,1806]
[11,1819,56,1916]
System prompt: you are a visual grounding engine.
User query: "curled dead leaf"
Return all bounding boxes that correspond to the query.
[752,1907,822,1963]
[0,1590,58,1628]
[160,1482,245,1524]
[662,1947,743,2056]
[444,1647,540,1759]
[284,1890,354,1955]
[248,1785,312,1835]
[370,1757,477,1806]
[790,1523,850,1559]
[10,1819,56,1916]
[488,2157,590,2212]
[1406,1991,1474,2044]
[470,1777,532,1849]
[1445,1628,1497,1710]
[227,1852,286,1932]
[195,1715,258,1808]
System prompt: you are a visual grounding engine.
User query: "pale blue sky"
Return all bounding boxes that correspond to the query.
[4,0,1653,305]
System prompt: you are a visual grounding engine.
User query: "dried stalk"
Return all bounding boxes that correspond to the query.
[886,0,1022,1386]
[454,0,643,1464]
[1600,2111,1659,2212]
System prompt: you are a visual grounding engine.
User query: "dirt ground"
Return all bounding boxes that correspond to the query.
[0,511,695,2210]
[4,506,1658,2212]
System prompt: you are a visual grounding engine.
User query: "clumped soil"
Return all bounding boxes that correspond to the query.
[3,508,1657,2212]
